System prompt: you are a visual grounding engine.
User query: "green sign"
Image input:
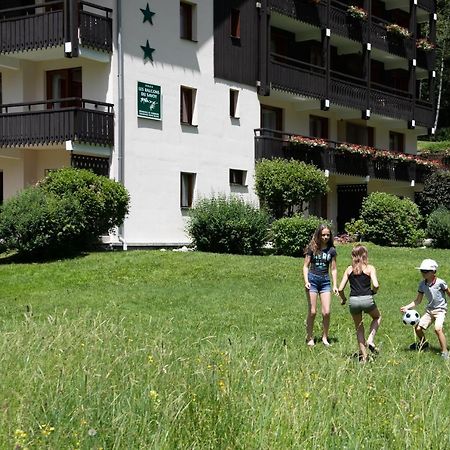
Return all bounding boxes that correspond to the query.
[137,82,161,120]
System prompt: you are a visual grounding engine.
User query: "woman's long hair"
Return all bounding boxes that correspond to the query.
[305,224,334,255]
[351,245,368,275]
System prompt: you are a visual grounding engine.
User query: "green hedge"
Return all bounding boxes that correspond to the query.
[360,192,424,247]
[187,196,269,255]
[271,215,328,257]
[427,207,450,249]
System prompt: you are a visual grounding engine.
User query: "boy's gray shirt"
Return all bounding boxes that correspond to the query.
[418,277,448,311]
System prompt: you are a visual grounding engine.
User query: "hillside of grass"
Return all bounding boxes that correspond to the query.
[1,245,450,449]
[417,140,450,154]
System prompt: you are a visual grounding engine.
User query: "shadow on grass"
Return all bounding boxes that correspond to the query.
[0,245,111,264]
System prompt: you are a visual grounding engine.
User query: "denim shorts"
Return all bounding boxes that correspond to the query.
[308,272,331,294]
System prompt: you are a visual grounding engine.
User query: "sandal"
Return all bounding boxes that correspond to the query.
[368,344,379,354]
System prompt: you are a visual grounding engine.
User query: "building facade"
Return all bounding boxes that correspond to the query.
[0,0,438,245]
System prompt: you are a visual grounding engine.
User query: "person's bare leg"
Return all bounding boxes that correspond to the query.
[366,307,381,350]
[352,312,367,361]
[306,291,318,346]
[320,291,331,346]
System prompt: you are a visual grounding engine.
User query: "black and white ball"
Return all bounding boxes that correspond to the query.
[402,309,420,326]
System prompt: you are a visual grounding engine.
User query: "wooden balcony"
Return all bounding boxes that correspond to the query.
[270,0,433,62]
[269,54,434,127]
[0,98,114,147]
[0,0,112,56]
[254,128,435,184]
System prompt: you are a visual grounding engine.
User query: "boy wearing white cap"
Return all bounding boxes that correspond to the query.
[400,259,450,360]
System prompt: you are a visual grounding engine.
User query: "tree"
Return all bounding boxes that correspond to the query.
[415,170,450,216]
[254,158,328,219]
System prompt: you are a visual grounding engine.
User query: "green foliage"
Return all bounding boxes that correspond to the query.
[0,168,130,257]
[427,207,450,248]
[187,195,269,255]
[254,158,328,219]
[270,215,326,257]
[417,139,450,153]
[0,187,86,256]
[416,170,450,216]
[344,218,369,242]
[360,192,425,247]
[39,168,130,236]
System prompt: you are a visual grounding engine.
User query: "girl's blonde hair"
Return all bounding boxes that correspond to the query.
[351,245,368,275]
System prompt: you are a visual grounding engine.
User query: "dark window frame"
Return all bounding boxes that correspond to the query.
[309,115,329,139]
[230,8,240,39]
[229,89,239,118]
[229,169,247,186]
[180,172,196,208]
[180,2,194,41]
[389,131,405,153]
[180,86,195,125]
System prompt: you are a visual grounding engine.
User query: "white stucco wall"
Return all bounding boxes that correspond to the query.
[114,0,261,245]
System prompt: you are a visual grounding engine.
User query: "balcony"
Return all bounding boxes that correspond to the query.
[269,54,434,127]
[254,128,439,184]
[0,0,112,56]
[270,0,433,63]
[0,98,114,147]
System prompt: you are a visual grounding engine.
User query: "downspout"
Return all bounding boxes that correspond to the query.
[116,0,127,250]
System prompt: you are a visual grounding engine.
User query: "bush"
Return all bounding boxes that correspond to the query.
[255,158,328,219]
[39,168,130,236]
[271,215,328,257]
[187,196,269,255]
[0,187,86,256]
[344,218,369,242]
[0,168,130,257]
[360,192,425,247]
[415,170,450,216]
[427,207,450,249]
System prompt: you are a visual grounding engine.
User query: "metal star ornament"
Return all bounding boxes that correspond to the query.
[140,3,155,25]
[141,40,155,61]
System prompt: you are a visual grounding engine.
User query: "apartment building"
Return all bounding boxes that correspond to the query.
[0,0,437,245]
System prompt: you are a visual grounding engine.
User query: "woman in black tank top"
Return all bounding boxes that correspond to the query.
[338,245,381,363]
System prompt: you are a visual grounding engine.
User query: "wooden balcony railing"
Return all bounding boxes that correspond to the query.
[254,128,438,184]
[0,0,112,55]
[0,98,114,147]
[269,0,434,63]
[269,54,434,127]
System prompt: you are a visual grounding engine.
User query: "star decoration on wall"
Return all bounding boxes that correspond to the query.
[140,3,155,25]
[141,40,155,61]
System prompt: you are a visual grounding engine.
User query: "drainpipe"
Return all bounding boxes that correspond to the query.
[116,0,127,250]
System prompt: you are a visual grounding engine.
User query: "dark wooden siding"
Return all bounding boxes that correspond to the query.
[214,0,258,87]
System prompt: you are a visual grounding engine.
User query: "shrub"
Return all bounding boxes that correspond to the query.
[187,196,269,255]
[0,187,86,256]
[427,207,450,249]
[360,192,425,247]
[344,218,369,242]
[255,158,328,219]
[39,168,129,236]
[271,215,328,257]
[415,170,450,216]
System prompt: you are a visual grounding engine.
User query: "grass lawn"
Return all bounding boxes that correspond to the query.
[1,244,450,449]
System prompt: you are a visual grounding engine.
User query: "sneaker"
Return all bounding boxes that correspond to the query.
[441,352,449,360]
[367,343,379,354]
[409,341,429,351]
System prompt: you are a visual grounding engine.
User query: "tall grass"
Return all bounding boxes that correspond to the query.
[1,245,450,449]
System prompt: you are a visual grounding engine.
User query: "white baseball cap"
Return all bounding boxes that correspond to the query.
[417,259,438,271]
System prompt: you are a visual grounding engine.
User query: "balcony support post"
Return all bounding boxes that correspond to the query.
[64,0,79,58]
[429,12,437,44]
[257,0,270,96]
[322,27,330,107]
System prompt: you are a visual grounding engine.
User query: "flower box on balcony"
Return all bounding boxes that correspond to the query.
[416,38,435,52]
[385,23,411,39]
[347,5,368,21]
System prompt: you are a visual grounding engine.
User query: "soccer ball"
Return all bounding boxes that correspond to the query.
[403,309,420,326]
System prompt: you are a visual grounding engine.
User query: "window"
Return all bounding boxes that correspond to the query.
[180,172,196,208]
[346,123,374,147]
[230,9,240,39]
[260,105,282,131]
[46,67,82,108]
[180,86,197,125]
[229,169,247,186]
[229,89,239,118]
[310,115,329,139]
[180,2,195,41]
[0,172,3,205]
[389,131,405,153]
[0,73,2,105]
